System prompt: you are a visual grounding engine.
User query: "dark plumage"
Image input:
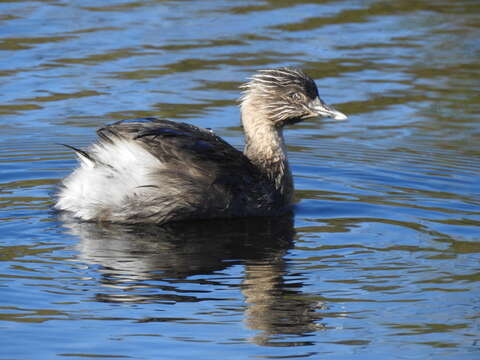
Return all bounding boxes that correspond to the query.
[56,67,347,224]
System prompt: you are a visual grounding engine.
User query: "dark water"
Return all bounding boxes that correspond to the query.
[1,0,479,359]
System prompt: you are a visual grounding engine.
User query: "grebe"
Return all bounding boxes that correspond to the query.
[56,67,347,224]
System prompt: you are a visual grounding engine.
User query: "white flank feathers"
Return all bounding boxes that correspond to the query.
[56,138,162,221]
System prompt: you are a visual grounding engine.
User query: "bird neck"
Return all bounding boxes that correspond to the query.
[241,102,293,204]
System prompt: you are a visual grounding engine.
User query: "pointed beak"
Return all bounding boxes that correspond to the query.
[310,97,348,121]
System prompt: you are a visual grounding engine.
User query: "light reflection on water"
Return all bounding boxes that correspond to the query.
[0,0,479,359]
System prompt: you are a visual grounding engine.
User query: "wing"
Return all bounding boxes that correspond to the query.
[91,118,270,222]
[97,118,260,189]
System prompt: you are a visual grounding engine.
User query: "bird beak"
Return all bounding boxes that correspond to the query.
[310,97,348,121]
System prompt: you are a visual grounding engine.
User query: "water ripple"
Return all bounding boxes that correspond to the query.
[1,0,479,359]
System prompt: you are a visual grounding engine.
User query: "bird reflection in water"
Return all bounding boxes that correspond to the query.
[61,215,325,344]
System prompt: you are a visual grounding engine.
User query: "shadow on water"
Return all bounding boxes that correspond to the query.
[60,214,324,345]
[1,0,479,357]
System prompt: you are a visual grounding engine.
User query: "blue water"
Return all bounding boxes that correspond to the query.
[1,0,479,359]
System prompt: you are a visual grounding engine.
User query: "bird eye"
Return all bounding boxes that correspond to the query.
[289,92,303,102]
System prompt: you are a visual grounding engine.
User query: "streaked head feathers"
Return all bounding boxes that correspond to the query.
[240,67,346,126]
[241,67,318,99]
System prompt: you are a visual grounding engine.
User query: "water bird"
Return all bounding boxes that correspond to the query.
[56,67,347,224]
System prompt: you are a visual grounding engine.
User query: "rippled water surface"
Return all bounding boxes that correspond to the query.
[1,0,479,359]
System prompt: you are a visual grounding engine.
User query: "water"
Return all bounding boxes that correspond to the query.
[1,0,479,359]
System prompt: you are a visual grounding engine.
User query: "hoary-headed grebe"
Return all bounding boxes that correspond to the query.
[56,67,347,224]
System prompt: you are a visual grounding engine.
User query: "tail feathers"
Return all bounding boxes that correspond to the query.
[60,144,96,168]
